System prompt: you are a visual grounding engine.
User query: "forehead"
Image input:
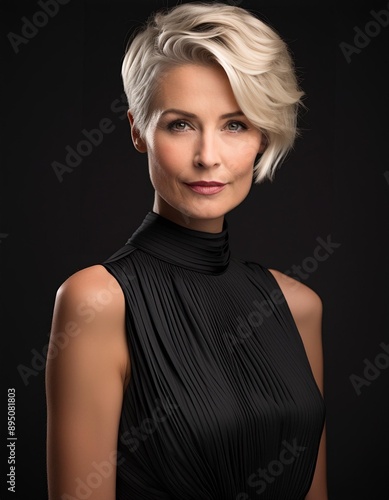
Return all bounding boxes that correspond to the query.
[154,63,239,110]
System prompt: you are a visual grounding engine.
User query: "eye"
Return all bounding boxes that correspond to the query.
[225,121,248,132]
[167,120,191,132]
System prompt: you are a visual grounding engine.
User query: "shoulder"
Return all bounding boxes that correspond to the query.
[47,266,130,497]
[268,268,324,394]
[55,264,125,321]
[57,263,121,295]
[51,264,128,382]
[267,268,322,326]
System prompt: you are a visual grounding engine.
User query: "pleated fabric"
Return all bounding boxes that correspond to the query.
[101,210,326,500]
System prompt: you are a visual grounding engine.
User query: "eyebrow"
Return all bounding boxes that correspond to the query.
[160,108,245,119]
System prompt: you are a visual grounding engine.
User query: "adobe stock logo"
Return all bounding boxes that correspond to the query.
[51,92,128,183]
[349,341,389,395]
[119,397,180,453]
[339,5,389,63]
[7,0,71,55]
[236,438,307,499]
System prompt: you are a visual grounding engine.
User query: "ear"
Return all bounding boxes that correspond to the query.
[127,110,147,153]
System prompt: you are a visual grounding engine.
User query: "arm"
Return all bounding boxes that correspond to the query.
[268,269,328,500]
[46,265,130,500]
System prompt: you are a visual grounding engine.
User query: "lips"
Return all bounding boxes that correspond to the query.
[186,181,225,186]
[184,181,226,195]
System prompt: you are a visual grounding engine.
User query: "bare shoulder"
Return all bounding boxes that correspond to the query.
[267,268,323,326]
[269,269,327,497]
[51,264,129,384]
[268,268,324,395]
[56,264,124,313]
[47,265,128,498]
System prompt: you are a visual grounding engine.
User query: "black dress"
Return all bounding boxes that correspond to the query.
[101,210,326,500]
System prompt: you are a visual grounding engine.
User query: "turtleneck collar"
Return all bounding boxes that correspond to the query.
[126,210,231,274]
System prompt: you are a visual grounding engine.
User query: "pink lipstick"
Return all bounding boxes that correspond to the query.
[184,181,226,195]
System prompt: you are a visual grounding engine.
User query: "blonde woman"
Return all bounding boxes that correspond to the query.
[46,3,327,499]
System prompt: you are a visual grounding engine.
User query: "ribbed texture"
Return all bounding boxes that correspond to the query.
[126,211,231,274]
[102,211,325,500]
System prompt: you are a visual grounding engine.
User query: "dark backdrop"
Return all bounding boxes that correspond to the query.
[1,0,388,498]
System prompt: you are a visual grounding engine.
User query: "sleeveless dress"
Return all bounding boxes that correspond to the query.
[101,210,326,500]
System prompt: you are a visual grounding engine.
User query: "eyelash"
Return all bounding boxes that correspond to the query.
[167,121,189,132]
[166,120,248,133]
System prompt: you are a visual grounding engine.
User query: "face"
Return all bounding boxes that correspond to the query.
[129,64,265,232]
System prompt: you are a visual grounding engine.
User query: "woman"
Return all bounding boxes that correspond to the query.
[46,3,327,499]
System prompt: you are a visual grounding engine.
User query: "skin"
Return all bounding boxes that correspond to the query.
[46,63,327,499]
[131,63,265,232]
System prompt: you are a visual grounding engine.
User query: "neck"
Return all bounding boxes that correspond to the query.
[126,210,231,274]
[152,199,225,233]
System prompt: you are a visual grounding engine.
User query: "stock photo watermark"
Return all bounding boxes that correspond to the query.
[119,396,180,453]
[7,0,71,54]
[61,450,125,500]
[224,233,340,350]
[51,93,128,182]
[283,235,341,281]
[349,341,389,395]
[223,289,284,351]
[59,396,179,498]
[7,388,16,493]
[17,275,126,385]
[339,4,389,63]
[236,438,306,498]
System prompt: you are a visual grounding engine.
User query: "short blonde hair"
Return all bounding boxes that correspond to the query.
[121,2,304,183]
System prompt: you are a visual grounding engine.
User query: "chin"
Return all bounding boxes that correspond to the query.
[177,204,230,221]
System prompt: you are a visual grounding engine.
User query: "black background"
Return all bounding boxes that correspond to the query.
[1,0,388,498]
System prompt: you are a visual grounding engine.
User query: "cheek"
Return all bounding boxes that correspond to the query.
[224,131,261,157]
[148,140,188,189]
[228,141,259,175]
[151,138,184,174]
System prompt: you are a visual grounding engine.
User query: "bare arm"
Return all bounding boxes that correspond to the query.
[269,269,328,500]
[46,265,130,500]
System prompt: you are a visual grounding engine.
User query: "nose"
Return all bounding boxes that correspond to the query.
[193,131,221,168]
